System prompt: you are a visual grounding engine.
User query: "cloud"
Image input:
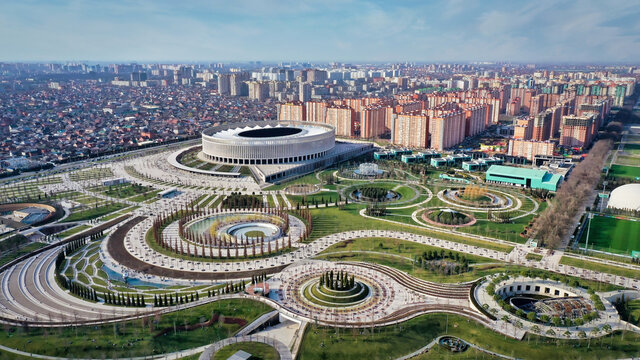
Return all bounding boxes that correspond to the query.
[0,0,638,62]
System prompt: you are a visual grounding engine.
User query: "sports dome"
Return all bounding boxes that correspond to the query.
[607,183,640,211]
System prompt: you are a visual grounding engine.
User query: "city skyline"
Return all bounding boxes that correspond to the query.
[1,0,640,63]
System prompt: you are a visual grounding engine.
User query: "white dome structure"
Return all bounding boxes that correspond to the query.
[607,184,640,211]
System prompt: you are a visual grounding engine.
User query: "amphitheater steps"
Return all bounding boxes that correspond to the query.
[340,261,472,299]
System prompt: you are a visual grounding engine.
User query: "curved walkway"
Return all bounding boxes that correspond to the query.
[199,334,293,360]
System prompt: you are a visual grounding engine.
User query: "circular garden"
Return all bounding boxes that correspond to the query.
[302,270,371,307]
[351,185,400,203]
[422,208,475,227]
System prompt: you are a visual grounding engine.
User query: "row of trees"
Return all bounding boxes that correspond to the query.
[104,292,146,307]
[251,272,268,284]
[319,270,355,290]
[221,193,264,209]
[59,279,97,302]
[358,186,390,201]
[416,250,470,275]
[530,139,613,248]
[63,238,88,256]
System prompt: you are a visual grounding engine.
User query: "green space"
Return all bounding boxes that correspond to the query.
[317,237,504,283]
[99,206,140,221]
[0,299,273,359]
[102,183,156,199]
[560,256,640,280]
[288,191,339,206]
[245,230,265,238]
[426,209,472,226]
[128,190,161,202]
[265,172,323,191]
[298,313,640,360]
[610,164,640,179]
[56,224,92,238]
[0,234,30,253]
[456,203,546,244]
[69,168,114,181]
[617,298,640,326]
[216,165,235,172]
[213,342,280,360]
[308,205,514,253]
[414,346,501,359]
[62,203,128,222]
[526,253,543,261]
[0,242,48,267]
[578,215,640,255]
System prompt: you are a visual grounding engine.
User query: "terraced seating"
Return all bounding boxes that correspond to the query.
[341,261,472,299]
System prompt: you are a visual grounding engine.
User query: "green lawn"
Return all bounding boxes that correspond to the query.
[610,164,640,179]
[298,313,640,360]
[69,168,114,181]
[560,256,640,279]
[316,252,508,283]
[57,224,92,238]
[526,253,543,261]
[62,203,128,222]
[0,242,48,267]
[579,215,640,255]
[0,299,272,359]
[265,172,323,191]
[213,342,280,360]
[102,183,156,199]
[307,205,514,253]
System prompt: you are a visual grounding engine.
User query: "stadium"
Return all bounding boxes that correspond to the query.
[196,120,373,183]
[202,120,335,165]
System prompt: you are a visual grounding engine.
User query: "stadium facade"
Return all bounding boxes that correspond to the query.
[200,120,373,183]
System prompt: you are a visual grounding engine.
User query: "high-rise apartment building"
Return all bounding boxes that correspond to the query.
[514,117,533,140]
[304,101,327,123]
[217,74,231,95]
[391,112,429,148]
[560,113,597,148]
[299,82,311,102]
[508,139,556,161]
[532,110,552,141]
[230,72,249,96]
[326,105,355,137]
[429,111,465,150]
[248,81,269,101]
[277,101,305,121]
[360,105,387,139]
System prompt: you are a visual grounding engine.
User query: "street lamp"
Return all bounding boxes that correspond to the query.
[585,212,593,254]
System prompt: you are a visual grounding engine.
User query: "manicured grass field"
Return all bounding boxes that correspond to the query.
[62,203,128,222]
[0,299,273,359]
[0,242,48,267]
[56,224,92,238]
[525,253,543,261]
[308,205,514,252]
[610,164,640,179]
[213,342,280,360]
[102,183,156,199]
[578,215,640,255]
[298,313,640,360]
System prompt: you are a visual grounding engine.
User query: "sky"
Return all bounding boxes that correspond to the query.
[1,0,639,63]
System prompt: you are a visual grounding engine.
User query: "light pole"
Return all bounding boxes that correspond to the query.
[600,181,608,213]
[584,212,593,254]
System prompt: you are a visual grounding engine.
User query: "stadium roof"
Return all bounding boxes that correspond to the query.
[607,183,640,211]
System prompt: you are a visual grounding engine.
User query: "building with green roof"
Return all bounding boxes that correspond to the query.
[485,165,562,191]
